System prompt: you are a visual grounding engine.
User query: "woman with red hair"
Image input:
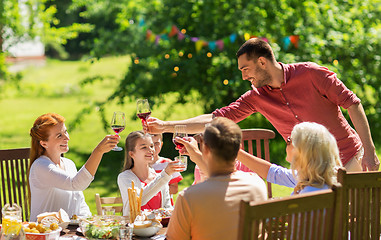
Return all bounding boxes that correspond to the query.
[28,113,119,221]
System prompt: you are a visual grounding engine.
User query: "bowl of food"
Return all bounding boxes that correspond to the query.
[79,216,122,240]
[133,220,162,237]
[23,222,62,240]
[36,209,70,230]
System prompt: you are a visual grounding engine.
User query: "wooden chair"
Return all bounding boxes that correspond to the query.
[0,148,30,221]
[95,193,123,216]
[336,168,381,240]
[237,187,340,240]
[241,128,276,198]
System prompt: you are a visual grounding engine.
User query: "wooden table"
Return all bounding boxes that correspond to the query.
[60,224,167,240]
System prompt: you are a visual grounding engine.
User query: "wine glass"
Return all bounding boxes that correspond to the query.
[111,111,126,151]
[136,99,151,127]
[172,125,188,150]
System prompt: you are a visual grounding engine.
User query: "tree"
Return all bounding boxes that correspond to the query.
[74,0,381,142]
[0,0,93,83]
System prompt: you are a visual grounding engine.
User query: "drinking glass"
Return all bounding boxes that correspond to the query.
[102,206,115,216]
[172,125,188,150]
[174,155,187,172]
[111,111,126,151]
[136,99,151,126]
[119,220,134,240]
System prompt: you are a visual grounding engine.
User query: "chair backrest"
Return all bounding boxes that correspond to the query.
[0,148,30,221]
[95,193,123,216]
[241,128,276,198]
[336,168,381,240]
[238,187,340,240]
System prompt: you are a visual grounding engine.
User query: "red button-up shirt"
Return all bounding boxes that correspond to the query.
[213,62,361,165]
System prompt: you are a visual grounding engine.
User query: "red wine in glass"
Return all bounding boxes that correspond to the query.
[136,99,151,130]
[112,125,125,134]
[111,111,126,151]
[172,139,184,149]
[173,125,187,152]
[137,111,151,123]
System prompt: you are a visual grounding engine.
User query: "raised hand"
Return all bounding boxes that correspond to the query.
[175,137,201,160]
[164,160,185,175]
[145,117,165,134]
[95,135,120,154]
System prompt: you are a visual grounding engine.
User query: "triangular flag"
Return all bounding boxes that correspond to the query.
[178,32,185,40]
[230,34,237,43]
[283,36,291,50]
[290,35,299,48]
[208,41,216,51]
[191,37,199,42]
[261,37,269,43]
[216,40,224,51]
[150,33,156,42]
[195,40,204,52]
[161,34,169,41]
[244,33,251,41]
[139,19,145,27]
[155,35,161,45]
[223,37,230,45]
[165,25,172,33]
[169,25,179,37]
[146,30,152,40]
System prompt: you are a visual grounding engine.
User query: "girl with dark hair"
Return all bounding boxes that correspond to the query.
[117,131,182,217]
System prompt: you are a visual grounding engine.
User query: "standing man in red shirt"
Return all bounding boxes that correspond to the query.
[145,38,379,172]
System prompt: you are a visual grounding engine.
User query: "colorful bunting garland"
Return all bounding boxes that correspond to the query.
[139,19,299,53]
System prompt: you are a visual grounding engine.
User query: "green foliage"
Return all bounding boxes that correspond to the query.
[0,55,208,213]
[76,0,381,142]
[0,0,93,82]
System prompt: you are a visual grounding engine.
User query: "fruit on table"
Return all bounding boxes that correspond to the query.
[23,222,58,233]
[2,218,22,235]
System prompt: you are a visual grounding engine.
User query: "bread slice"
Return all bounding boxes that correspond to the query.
[58,208,70,222]
[37,212,59,223]
[40,215,60,228]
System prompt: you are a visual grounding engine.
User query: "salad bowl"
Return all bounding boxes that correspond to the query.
[79,216,124,239]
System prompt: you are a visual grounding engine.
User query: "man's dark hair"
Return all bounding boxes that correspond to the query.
[236,38,275,62]
[203,117,242,163]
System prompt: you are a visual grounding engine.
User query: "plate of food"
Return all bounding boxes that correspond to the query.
[36,209,70,229]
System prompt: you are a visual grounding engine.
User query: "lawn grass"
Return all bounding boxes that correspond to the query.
[1,56,296,217]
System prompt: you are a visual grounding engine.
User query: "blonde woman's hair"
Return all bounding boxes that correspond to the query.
[290,122,342,194]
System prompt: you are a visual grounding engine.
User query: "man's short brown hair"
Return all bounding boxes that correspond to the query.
[236,38,275,62]
[203,117,242,163]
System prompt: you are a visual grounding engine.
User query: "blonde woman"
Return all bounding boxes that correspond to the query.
[238,122,342,194]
